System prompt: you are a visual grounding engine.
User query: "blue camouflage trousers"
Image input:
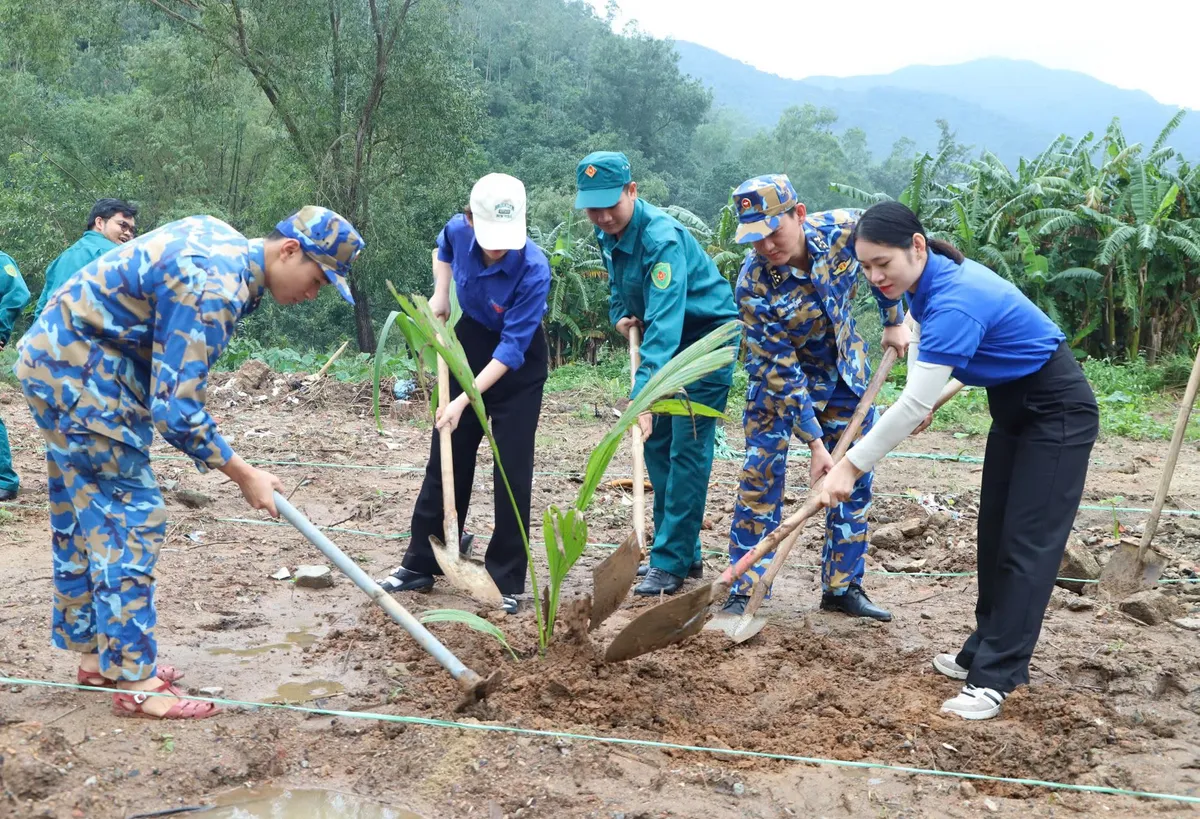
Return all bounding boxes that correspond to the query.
[729,393,876,598]
[42,428,167,681]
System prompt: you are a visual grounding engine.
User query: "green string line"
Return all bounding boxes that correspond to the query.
[1,676,1196,805]
[4,501,1198,585]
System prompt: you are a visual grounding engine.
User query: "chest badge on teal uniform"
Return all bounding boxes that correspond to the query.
[652,262,672,289]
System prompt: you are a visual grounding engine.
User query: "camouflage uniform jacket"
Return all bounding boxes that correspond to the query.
[736,208,904,442]
[16,215,266,471]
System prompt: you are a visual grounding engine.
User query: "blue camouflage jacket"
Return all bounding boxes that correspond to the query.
[16,215,265,471]
[737,208,904,443]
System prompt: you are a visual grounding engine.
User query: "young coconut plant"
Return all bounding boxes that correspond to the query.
[387,286,739,654]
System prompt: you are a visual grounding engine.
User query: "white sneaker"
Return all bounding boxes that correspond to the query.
[932,653,969,680]
[941,685,1006,720]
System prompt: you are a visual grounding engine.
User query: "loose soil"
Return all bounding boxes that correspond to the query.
[2,367,1200,818]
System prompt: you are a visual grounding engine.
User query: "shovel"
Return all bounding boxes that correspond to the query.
[718,369,967,643]
[589,325,644,630]
[274,493,502,709]
[428,344,505,607]
[605,341,960,662]
[1098,342,1200,598]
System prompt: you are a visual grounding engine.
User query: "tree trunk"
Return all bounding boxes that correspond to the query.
[350,275,376,353]
[1104,268,1116,354]
[1148,317,1161,365]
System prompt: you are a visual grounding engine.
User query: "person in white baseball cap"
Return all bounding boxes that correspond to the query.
[380,173,551,615]
[469,173,529,250]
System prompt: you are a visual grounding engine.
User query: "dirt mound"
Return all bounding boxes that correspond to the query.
[310,599,1132,797]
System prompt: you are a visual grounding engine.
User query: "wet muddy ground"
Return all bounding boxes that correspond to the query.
[2,364,1200,818]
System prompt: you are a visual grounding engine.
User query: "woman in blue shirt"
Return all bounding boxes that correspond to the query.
[381,174,551,614]
[821,202,1099,721]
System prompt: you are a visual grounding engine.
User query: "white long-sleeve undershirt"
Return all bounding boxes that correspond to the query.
[847,324,954,472]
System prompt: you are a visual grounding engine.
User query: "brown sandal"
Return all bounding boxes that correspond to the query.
[77,664,183,688]
[111,678,220,720]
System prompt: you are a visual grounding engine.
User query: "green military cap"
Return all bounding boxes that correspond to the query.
[574,151,632,209]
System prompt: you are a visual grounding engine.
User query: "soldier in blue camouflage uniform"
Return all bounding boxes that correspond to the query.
[725,175,908,621]
[0,249,31,500]
[15,207,363,719]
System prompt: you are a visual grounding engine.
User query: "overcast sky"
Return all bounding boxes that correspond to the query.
[589,0,1200,110]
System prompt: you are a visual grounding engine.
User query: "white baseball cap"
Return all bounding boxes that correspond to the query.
[469,173,527,251]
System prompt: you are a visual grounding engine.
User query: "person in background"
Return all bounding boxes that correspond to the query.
[0,248,31,500]
[820,201,1098,720]
[380,174,551,615]
[33,198,138,319]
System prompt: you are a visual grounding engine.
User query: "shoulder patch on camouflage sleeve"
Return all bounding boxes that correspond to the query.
[3,263,17,278]
[651,262,672,290]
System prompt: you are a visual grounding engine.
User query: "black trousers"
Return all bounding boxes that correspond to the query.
[401,315,547,595]
[955,342,1099,693]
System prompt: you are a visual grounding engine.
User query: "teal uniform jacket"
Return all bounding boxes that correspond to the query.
[0,251,31,344]
[596,199,736,579]
[599,199,738,400]
[0,250,31,493]
[34,229,118,319]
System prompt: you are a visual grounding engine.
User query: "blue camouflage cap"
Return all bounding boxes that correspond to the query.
[733,174,799,244]
[275,206,364,305]
[575,151,632,209]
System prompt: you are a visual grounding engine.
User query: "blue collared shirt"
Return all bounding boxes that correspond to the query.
[436,215,550,371]
[909,251,1064,386]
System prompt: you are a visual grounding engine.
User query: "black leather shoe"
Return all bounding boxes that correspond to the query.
[379,566,435,593]
[634,567,685,596]
[0,488,16,502]
[821,584,892,622]
[637,559,702,579]
[721,592,750,615]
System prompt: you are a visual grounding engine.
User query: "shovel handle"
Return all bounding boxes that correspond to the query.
[273,492,484,693]
[629,325,646,548]
[436,339,460,553]
[1140,340,1200,558]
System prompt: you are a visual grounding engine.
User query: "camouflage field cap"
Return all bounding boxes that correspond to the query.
[733,174,799,244]
[275,206,364,305]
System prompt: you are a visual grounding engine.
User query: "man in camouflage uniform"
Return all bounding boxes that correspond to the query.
[725,175,908,621]
[16,207,363,719]
[0,248,31,500]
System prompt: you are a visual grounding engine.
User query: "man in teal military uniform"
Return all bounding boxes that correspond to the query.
[725,174,908,621]
[33,199,138,319]
[0,249,31,500]
[576,151,738,595]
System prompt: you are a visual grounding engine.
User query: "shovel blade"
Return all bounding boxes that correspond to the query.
[1098,539,1167,600]
[705,612,769,644]
[590,531,641,631]
[604,582,718,662]
[430,536,505,606]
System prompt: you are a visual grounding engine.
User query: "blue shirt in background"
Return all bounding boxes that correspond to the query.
[436,214,550,371]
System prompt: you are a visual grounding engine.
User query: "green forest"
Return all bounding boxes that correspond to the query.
[2,0,1198,373]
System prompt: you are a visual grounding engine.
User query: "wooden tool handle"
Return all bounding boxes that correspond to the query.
[629,325,645,547]
[436,340,460,552]
[1140,342,1200,558]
